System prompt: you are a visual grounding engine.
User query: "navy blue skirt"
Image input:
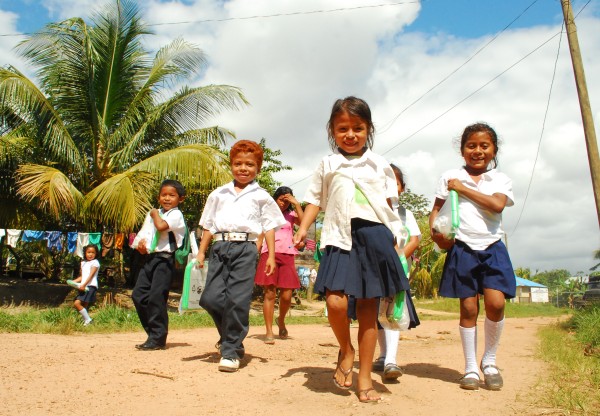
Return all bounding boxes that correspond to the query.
[439,239,516,299]
[76,286,98,304]
[315,218,407,299]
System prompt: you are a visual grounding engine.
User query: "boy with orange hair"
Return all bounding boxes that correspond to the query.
[196,140,286,372]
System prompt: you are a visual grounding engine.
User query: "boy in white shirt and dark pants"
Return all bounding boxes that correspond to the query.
[196,140,286,372]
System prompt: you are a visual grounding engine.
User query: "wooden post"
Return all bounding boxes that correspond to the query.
[561,0,600,227]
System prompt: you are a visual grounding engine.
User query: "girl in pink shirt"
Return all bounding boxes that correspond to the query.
[255,186,304,344]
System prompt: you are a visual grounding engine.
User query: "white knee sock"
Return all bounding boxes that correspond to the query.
[79,308,91,322]
[384,328,400,365]
[482,317,504,375]
[377,329,386,360]
[459,325,478,379]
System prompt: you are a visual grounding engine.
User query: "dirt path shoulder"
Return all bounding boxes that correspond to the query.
[0,312,556,416]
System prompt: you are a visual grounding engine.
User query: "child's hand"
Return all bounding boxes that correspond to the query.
[447,178,465,194]
[136,239,149,255]
[264,256,276,276]
[431,229,455,250]
[195,252,205,268]
[149,208,160,219]
[293,229,306,246]
[285,194,299,206]
[78,285,86,292]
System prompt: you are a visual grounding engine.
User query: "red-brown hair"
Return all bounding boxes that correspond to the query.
[230,140,264,171]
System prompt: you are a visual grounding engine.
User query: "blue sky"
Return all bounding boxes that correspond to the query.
[0,0,599,275]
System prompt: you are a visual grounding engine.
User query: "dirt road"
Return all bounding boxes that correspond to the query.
[0,307,556,416]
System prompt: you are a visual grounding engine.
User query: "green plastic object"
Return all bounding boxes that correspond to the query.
[392,290,405,321]
[399,253,409,276]
[449,190,460,238]
[180,259,197,311]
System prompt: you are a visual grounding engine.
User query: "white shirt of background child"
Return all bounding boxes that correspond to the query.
[435,167,514,250]
[200,181,286,235]
[81,259,100,288]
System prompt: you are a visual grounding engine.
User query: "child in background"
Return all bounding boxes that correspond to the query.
[196,140,286,373]
[293,96,410,403]
[373,163,421,380]
[255,186,304,344]
[72,244,100,326]
[132,179,187,351]
[430,122,516,391]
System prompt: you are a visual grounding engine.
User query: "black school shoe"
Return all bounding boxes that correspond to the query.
[136,341,166,351]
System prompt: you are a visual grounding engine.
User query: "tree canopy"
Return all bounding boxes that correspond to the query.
[0,0,247,232]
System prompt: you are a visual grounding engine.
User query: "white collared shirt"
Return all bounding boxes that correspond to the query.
[303,149,401,250]
[200,181,286,235]
[132,208,186,253]
[434,167,514,250]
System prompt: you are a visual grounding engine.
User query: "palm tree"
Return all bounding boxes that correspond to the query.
[0,0,246,231]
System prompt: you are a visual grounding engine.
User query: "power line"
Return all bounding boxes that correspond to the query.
[381,30,562,157]
[0,1,420,37]
[378,0,541,134]
[510,23,565,236]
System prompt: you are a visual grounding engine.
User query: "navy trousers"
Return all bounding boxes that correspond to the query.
[132,255,174,345]
[200,241,258,360]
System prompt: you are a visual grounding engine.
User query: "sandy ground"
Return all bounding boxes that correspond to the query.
[0,304,558,416]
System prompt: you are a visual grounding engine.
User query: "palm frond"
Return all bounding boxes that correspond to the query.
[174,126,235,147]
[128,144,232,189]
[16,164,84,219]
[84,170,156,232]
[0,67,85,172]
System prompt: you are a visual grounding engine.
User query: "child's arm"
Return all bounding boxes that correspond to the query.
[195,228,213,268]
[79,265,99,291]
[293,203,319,245]
[263,228,276,276]
[447,178,508,213]
[256,233,265,253]
[150,208,170,231]
[287,194,304,226]
[403,235,420,259]
[430,197,455,250]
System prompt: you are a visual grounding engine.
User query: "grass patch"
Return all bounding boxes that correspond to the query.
[0,304,329,334]
[537,306,600,415]
[414,297,571,318]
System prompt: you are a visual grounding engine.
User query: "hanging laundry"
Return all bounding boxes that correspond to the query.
[46,231,64,252]
[76,233,90,258]
[128,233,137,247]
[0,229,5,243]
[114,233,125,250]
[88,232,101,251]
[21,230,46,242]
[101,233,115,257]
[67,232,78,254]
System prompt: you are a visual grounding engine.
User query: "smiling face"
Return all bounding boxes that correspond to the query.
[461,131,497,175]
[332,111,368,156]
[158,185,184,211]
[231,151,259,189]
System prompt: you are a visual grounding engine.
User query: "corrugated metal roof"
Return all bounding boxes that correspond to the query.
[515,276,547,288]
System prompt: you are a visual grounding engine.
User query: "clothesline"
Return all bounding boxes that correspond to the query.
[0,229,136,258]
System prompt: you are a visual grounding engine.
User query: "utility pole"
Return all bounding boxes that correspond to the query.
[560,0,600,228]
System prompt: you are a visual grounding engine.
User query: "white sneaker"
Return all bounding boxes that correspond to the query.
[83,319,93,326]
[218,357,239,372]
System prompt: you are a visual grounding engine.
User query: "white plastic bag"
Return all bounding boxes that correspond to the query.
[178,232,207,313]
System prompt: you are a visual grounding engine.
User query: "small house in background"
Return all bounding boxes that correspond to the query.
[513,276,549,303]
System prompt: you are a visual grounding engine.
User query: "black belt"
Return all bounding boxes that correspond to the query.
[148,252,173,259]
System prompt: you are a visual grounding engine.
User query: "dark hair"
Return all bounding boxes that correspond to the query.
[82,244,99,259]
[160,179,186,197]
[230,140,264,171]
[326,96,375,152]
[273,186,294,212]
[459,122,499,168]
[389,163,405,189]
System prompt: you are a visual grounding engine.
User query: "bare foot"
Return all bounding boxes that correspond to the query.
[333,348,355,389]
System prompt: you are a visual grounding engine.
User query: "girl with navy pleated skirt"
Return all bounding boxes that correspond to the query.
[430,122,516,391]
[294,96,413,404]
